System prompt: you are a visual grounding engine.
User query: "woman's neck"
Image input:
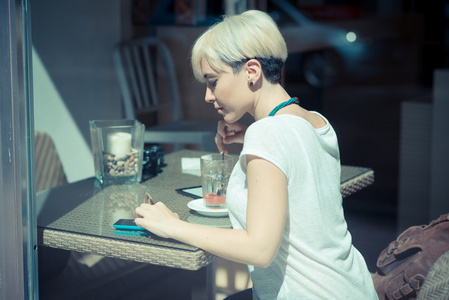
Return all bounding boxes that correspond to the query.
[252,84,291,121]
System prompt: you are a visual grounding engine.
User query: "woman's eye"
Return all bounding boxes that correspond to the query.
[208,80,217,88]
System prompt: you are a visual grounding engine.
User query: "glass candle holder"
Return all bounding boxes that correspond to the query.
[89,119,145,184]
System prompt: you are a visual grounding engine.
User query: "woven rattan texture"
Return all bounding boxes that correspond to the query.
[37,229,216,270]
[37,151,224,270]
[340,166,375,198]
[37,150,373,270]
[38,173,228,249]
[35,132,68,192]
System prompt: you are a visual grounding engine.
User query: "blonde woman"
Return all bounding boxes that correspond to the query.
[135,10,378,300]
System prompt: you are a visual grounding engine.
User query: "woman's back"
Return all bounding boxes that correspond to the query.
[227,114,377,299]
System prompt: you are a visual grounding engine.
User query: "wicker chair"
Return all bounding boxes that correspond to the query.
[35,131,67,192]
[35,132,71,281]
[416,250,449,300]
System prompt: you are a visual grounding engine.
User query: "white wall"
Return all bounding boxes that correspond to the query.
[430,69,449,218]
[398,69,449,231]
[32,0,123,182]
[33,48,94,182]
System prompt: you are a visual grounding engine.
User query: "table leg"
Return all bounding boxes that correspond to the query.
[191,262,216,300]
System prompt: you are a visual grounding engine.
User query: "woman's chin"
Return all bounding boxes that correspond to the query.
[223,115,238,124]
[222,111,245,124]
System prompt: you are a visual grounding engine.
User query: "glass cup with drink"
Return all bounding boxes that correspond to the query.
[200,154,233,208]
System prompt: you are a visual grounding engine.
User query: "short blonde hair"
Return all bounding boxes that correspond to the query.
[191,10,288,84]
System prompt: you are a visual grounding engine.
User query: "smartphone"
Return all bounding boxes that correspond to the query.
[113,219,147,231]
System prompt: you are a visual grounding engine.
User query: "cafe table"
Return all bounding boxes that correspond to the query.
[36,149,374,298]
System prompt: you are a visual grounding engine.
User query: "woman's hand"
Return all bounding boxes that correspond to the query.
[216,120,248,154]
[134,202,180,238]
[132,155,287,268]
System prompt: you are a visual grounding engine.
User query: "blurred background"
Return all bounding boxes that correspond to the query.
[30,0,448,298]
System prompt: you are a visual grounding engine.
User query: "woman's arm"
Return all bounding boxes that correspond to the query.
[134,155,287,268]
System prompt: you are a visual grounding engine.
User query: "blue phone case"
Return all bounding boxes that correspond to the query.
[113,219,147,231]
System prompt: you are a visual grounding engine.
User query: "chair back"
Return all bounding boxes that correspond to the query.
[113,37,182,123]
[35,132,68,191]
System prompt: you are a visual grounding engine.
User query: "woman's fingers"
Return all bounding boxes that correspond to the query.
[134,203,151,218]
[134,201,180,238]
[133,215,146,229]
[134,192,181,238]
[215,132,227,154]
[143,192,154,204]
[223,130,245,145]
[215,120,248,153]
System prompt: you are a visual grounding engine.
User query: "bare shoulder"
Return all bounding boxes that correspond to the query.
[307,111,327,129]
[279,104,327,129]
[295,108,327,129]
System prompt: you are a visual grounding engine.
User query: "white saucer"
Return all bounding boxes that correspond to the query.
[187,199,228,217]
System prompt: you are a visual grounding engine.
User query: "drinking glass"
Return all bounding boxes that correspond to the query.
[200,154,233,208]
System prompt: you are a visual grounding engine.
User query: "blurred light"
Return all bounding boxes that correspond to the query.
[346,32,357,43]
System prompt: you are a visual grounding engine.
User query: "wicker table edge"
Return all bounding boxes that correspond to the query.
[37,227,217,271]
[340,169,374,198]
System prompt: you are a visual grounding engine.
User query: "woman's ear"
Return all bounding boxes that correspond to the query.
[246,59,262,85]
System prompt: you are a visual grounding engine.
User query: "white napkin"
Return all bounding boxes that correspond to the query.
[181,157,201,176]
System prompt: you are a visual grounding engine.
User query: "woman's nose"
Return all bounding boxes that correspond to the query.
[205,86,215,103]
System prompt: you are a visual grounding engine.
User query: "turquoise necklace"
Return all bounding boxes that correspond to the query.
[268,97,300,116]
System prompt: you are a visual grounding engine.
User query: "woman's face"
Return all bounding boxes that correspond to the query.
[200,59,252,123]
